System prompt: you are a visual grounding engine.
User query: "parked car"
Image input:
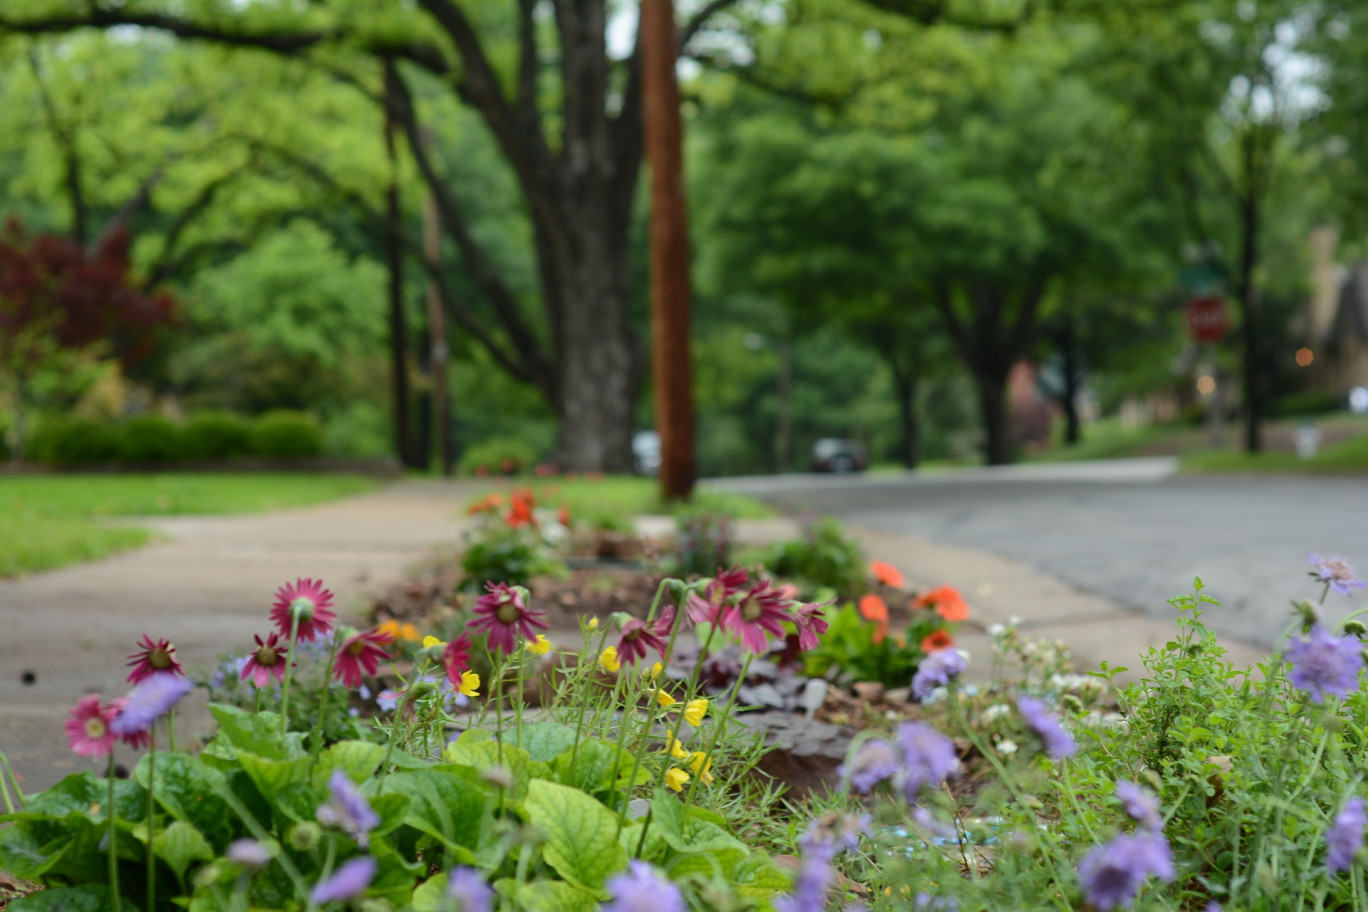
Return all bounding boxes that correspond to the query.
[633,430,661,476]
[811,438,869,473]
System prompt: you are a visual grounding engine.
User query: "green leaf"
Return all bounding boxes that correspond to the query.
[236,751,313,800]
[153,820,214,882]
[516,881,599,912]
[379,767,489,853]
[518,722,578,762]
[443,740,532,801]
[553,739,617,793]
[7,885,114,912]
[137,753,236,849]
[665,847,748,881]
[523,779,627,893]
[313,740,386,787]
[410,872,449,912]
[732,851,790,898]
[207,704,304,760]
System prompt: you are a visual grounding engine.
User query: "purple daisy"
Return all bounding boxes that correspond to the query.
[1286,625,1365,703]
[840,738,900,793]
[316,770,380,848]
[1310,554,1366,596]
[1017,695,1077,759]
[898,721,960,798]
[911,648,967,700]
[1077,830,1174,910]
[309,856,376,904]
[110,672,194,737]
[1327,796,1367,874]
[601,861,685,912]
[1115,780,1163,832]
[467,582,549,655]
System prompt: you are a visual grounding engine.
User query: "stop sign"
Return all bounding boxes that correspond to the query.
[1184,296,1230,344]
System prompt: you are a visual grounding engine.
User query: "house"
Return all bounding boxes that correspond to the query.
[1304,227,1368,394]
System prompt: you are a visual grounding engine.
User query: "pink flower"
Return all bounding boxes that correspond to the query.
[270,578,337,643]
[790,600,831,651]
[241,633,289,688]
[719,579,794,654]
[617,608,674,666]
[468,583,548,655]
[110,697,152,750]
[125,634,183,684]
[334,628,395,689]
[65,695,117,757]
[685,567,749,625]
[443,635,473,689]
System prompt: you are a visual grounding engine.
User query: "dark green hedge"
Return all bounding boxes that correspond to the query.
[29,410,323,466]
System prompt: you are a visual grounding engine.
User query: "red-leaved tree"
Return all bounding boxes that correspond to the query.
[0,216,176,462]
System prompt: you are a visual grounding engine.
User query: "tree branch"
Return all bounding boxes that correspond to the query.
[26,46,87,245]
[516,0,538,116]
[679,0,745,53]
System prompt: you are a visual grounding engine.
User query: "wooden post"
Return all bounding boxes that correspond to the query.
[641,0,697,501]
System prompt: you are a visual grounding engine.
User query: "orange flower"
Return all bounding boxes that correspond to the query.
[558,506,571,527]
[869,561,905,589]
[467,493,504,515]
[506,492,536,528]
[858,593,890,645]
[914,585,969,622]
[920,629,955,653]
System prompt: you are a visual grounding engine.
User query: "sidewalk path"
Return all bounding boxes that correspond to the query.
[0,479,482,793]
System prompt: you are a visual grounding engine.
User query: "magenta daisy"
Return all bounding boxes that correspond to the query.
[270,578,337,643]
[718,579,794,654]
[443,634,474,689]
[468,583,548,655]
[791,600,831,651]
[125,634,183,684]
[685,567,749,625]
[65,694,117,757]
[241,633,289,688]
[617,608,673,666]
[334,628,395,689]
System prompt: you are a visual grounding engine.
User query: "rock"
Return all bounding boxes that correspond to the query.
[800,679,828,718]
[739,711,857,799]
[852,681,884,702]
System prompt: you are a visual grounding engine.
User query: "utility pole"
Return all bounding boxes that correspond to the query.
[422,132,454,477]
[641,0,696,501]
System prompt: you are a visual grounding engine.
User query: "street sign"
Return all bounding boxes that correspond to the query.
[1184,296,1230,345]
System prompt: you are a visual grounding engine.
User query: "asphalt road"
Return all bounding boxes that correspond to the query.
[712,459,1368,650]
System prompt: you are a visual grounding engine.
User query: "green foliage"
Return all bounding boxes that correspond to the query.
[28,417,120,466]
[116,414,183,462]
[247,410,324,459]
[457,436,542,476]
[764,518,866,600]
[803,602,954,688]
[180,411,253,460]
[460,524,567,592]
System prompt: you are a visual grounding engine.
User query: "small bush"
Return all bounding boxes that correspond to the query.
[181,411,253,460]
[116,415,183,463]
[33,417,122,466]
[1271,389,1342,419]
[457,435,540,476]
[248,410,323,458]
[765,516,867,599]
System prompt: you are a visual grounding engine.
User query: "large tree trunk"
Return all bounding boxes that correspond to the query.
[1058,313,1081,446]
[974,371,1012,466]
[1237,129,1264,455]
[890,360,920,470]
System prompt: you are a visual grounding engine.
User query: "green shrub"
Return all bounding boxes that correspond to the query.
[765,516,867,599]
[247,410,323,458]
[457,435,541,476]
[1271,389,1342,418]
[32,417,122,466]
[116,414,183,463]
[181,411,253,460]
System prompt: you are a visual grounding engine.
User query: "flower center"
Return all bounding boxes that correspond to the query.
[84,717,107,740]
[256,645,280,666]
[290,597,315,622]
[346,639,367,656]
[741,600,762,622]
[149,647,174,669]
[496,601,520,624]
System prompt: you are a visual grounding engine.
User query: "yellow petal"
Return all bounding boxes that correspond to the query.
[664,738,691,760]
[400,623,420,641]
[459,670,481,697]
[683,699,709,727]
[598,647,621,673]
[665,768,690,792]
[526,635,552,655]
[648,662,663,680]
[587,617,599,630]
[656,689,678,708]
[423,635,445,649]
[378,620,399,637]
[688,752,714,784]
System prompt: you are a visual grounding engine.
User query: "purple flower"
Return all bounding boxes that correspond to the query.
[601,861,685,912]
[774,855,832,912]
[1327,796,1367,874]
[1077,830,1174,910]
[110,673,194,736]
[310,856,376,905]
[225,838,272,868]
[1017,695,1076,759]
[913,894,958,911]
[446,866,493,912]
[840,738,900,793]
[799,812,869,861]
[1287,625,1365,703]
[316,770,380,848]
[898,721,959,798]
[911,649,967,700]
[1115,781,1163,832]
[1310,554,1365,596]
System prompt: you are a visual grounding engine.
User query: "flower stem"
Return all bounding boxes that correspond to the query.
[514,650,526,750]
[683,652,754,811]
[567,626,614,775]
[147,728,157,912]
[107,754,122,912]
[311,633,342,762]
[279,613,303,735]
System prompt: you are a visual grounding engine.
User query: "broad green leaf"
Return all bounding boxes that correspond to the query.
[516,880,599,912]
[153,820,214,882]
[732,851,791,898]
[7,884,112,912]
[236,751,312,800]
[553,739,617,793]
[137,753,236,849]
[665,846,748,881]
[518,721,578,762]
[379,767,489,852]
[443,740,532,801]
[207,704,304,760]
[410,871,448,912]
[313,740,386,787]
[523,779,627,893]
[649,788,686,848]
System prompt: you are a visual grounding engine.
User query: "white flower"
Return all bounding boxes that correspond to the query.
[996,739,1019,755]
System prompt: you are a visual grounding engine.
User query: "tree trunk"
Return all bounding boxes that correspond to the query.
[383,61,414,468]
[975,371,1012,466]
[890,360,920,470]
[1059,313,1081,446]
[1238,130,1263,454]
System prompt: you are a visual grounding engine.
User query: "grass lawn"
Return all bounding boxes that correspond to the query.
[1181,430,1368,474]
[475,475,774,523]
[0,473,378,578]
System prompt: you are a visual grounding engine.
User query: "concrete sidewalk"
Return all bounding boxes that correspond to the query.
[0,479,1271,796]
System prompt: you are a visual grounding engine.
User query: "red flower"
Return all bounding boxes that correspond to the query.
[719,579,794,654]
[870,561,905,589]
[443,634,474,689]
[920,629,955,653]
[271,578,337,642]
[468,583,549,655]
[859,594,890,645]
[65,695,117,757]
[125,634,183,684]
[334,628,395,689]
[506,492,536,528]
[618,608,674,666]
[685,566,749,625]
[914,585,969,622]
[241,632,289,688]
[791,600,832,651]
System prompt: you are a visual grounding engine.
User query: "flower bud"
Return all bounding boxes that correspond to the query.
[1345,620,1368,639]
[1059,694,1084,715]
[287,821,322,851]
[666,579,691,607]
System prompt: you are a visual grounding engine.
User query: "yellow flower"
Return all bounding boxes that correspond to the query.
[398,623,420,642]
[598,647,621,673]
[422,635,446,650]
[683,698,709,727]
[656,689,678,708]
[665,768,690,792]
[688,751,714,785]
[649,662,663,680]
[664,737,691,760]
[458,670,480,697]
[587,617,599,631]
[526,635,552,655]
